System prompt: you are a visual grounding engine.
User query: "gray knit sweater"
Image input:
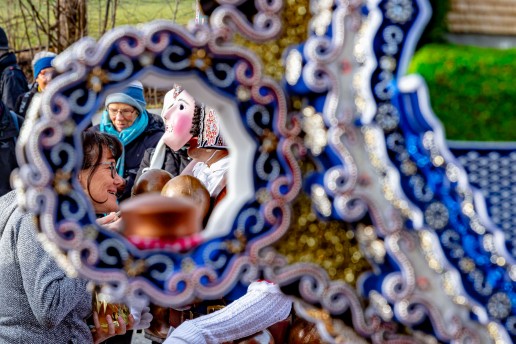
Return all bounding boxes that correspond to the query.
[0,191,93,343]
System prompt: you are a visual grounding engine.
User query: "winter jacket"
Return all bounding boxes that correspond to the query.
[14,82,38,118]
[0,191,93,343]
[0,100,24,197]
[135,145,191,188]
[91,113,164,201]
[0,52,28,112]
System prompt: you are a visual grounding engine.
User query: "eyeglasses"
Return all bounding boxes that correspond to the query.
[107,107,136,118]
[96,161,117,179]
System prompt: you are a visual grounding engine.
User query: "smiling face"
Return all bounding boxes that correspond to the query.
[107,102,139,132]
[79,146,124,214]
[161,89,196,151]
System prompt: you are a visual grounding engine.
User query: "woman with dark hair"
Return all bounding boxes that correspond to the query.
[80,130,124,216]
[0,131,152,343]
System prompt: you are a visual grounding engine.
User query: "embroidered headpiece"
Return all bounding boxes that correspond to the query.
[197,104,226,149]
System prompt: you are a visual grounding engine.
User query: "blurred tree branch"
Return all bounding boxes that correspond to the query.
[4,0,116,54]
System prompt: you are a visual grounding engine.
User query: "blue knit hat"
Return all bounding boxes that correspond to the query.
[32,51,56,78]
[105,81,146,114]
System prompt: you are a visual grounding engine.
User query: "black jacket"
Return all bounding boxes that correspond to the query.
[91,113,164,201]
[135,145,191,188]
[0,52,28,112]
[0,100,24,196]
[14,83,38,118]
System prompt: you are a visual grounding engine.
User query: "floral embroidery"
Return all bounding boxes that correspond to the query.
[199,106,226,148]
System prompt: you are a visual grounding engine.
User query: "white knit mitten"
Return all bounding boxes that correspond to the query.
[164,281,292,344]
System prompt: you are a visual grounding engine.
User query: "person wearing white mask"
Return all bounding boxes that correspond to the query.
[136,85,292,344]
[137,83,228,202]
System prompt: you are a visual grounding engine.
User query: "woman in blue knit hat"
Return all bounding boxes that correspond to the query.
[90,81,164,201]
[15,50,56,118]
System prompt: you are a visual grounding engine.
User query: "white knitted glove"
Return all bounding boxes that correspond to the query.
[164,281,292,344]
[130,306,153,330]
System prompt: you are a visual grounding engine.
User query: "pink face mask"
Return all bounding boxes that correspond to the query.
[161,88,196,151]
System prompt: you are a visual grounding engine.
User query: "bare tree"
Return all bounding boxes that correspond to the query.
[55,0,88,50]
[7,0,112,54]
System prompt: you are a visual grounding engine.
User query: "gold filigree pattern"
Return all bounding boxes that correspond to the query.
[190,48,212,71]
[224,229,247,254]
[83,224,98,240]
[123,256,147,277]
[54,169,72,195]
[87,67,109,93]
[260,129,279,153]
[62,120,76,136]
[181,257,196,273]
[236,85,251,102]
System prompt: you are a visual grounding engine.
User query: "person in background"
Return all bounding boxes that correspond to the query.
[0,99,23,197]
[141,84,228,201]
[0,131,140,343]
[90,81,164,201]
[15,50,56,118]
[0,26,28,112]
[138,85,292,344]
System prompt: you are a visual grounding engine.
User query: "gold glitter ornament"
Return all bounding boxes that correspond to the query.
[87,67,109,93]
[274,193,371,284]
[233,0,311,81]
[225,229,247,254]
[54,169,72,195]
[123,256,147,277]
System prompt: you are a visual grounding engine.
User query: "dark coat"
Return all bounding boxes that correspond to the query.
[91,113,164,201]
[0,52,28,112]
[135,145,191,187]
[0,100,24,197]
[14,82,38,118]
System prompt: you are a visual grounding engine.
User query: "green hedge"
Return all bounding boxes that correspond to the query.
[408,44,516,141]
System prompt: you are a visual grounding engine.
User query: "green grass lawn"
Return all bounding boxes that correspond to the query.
[88,0,197,37]
[1,0,197,51]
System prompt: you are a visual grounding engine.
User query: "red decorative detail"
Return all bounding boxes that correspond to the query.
[127,234,203,252]
[416,276,430,291]
[202,108,219,147]
[341,59,352,74]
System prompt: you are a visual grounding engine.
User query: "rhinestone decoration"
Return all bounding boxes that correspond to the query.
[357,0,515,340]
[385,0,414,24]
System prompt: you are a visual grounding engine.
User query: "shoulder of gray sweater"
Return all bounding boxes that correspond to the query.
[0,190,21,237]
